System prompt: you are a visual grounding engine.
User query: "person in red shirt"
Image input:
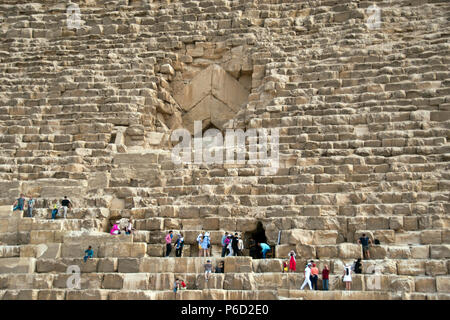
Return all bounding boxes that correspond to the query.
[322,265,330,290]
[310,263,319,290]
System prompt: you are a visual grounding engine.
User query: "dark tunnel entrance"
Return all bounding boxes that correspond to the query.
[244,221,267,259]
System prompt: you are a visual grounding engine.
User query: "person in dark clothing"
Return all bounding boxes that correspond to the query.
[61,196,72,219]
[232,233,239,256]
[215,261,224,273]
[354,258,362,274]
[358,233,372,259]
[249,239,259,259]
[175,233,184,257]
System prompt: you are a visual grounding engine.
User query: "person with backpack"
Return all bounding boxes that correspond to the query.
[322,265,330,290]
[26,197,35,218]
[165,231,173,257]
[84,246,94,262]
[300,263,313,290]
[288,250,296,272]
[343,264,352,290]
[201,232,211,257]
[197,232,204,257]
[358,233,372,259]
[221,232,229,257]
[175,233,184,257]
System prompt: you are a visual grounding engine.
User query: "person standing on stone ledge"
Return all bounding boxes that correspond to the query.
[300,263,313,290]
[197,232,204,257]
[322,265,330,291]
[310,263,319,290]
[26,196,35,218]
[165,230,173,257]
[60,196,72,219]
[221,232,229,257]
[343,264,352,291]
[125,219,134,235]
[231,233,239,256]
[201,232,211,257]
[237,235,244,256]
[288,250,296,272]
[175,233,184,257]
[358,233,372,260]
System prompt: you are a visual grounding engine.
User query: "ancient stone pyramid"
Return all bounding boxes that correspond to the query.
[0,0,449,300]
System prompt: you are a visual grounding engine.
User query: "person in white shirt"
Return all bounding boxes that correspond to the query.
[227,235,234,256]
[343,264,352,290]
[300,263,312,290]
[237,236,244,256]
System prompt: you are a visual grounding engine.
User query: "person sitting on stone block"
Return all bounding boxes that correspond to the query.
[51,204,59,219]
[12,194,26,213]
[180,279,187,290]
[259,242,271,259]
[110,221,121,235]
[84,246,94,262]
[354,258,362,274]
[204,260,213,282]
[173,278,180,293]
[215,261,224,273]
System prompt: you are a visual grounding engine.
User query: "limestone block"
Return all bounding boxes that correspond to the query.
[224,273,256,290]
[415,277,436,293]
[313,230,338,245]
[66,289,109,300]
[0,258,35,273]
[430,245,450,259]
[38,290,66,300]
[373,230,395,244]
[224,257,252,273]
[421,230,442,244]
[102,273,124,289]
[395,232,421,244]
[410,245,430,259]
[425,260,447,276]
[98,258,117,272]
[368,245,387,259]
[397,260,425,276]
[118,258,140,273]
[123,273,149,290]
[287,229,313,245]
[387,246,411,259]
[436,276,450,293]
[2,289,38,300]
[316,245,338,258]
[338,243,362,259]
[252,259,283,273]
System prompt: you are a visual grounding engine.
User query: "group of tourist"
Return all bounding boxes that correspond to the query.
[173,259,225,293]
[220,232,244,257]
[12,194,73,219]
[165,230,185,257]
[110,219,135,235]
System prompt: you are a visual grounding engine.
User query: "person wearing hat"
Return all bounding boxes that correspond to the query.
[175,233,184,257]
[201,232,211,257]
[300,263,313,290]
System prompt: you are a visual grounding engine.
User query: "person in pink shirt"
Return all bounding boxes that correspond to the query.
[110,221,121,235]
[165,230,173,257]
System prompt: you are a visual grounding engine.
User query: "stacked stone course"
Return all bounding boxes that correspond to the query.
[0,0,449,299]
